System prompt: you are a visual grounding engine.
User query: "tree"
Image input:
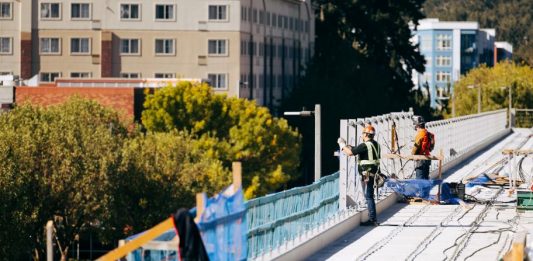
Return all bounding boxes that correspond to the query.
[451,62,533,117]
[141,82,301,198]
[111,131,232,236]
[283,0,427,178]
[424,0,533,64]
[0,99,127,260]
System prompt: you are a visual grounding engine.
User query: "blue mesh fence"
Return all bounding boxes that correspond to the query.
[245,172,339,259]
[123,173,339,260]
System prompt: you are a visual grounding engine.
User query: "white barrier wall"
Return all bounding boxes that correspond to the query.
[339,109,509,210]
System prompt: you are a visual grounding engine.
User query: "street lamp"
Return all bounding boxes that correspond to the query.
[467,84,481,114]
[284,104,321,182]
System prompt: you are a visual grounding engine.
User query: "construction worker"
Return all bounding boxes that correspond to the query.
[337,125,381,226]
[412,116,431,179]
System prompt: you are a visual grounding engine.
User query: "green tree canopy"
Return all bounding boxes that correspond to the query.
[0,99,127,260]
[451,62,533,116]
[283,0,427,177]
[142,82,301,198]
[112,131,231,235]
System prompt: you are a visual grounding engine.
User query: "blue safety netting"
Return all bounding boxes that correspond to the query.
[385,179,442,200]
[124,185,247,261]
[197,186,247,261]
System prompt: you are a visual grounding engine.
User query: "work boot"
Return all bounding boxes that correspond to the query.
[360,220,379,226]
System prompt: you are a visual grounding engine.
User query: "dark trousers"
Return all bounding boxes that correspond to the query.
[364,175,377,222]
[415,160,431,180]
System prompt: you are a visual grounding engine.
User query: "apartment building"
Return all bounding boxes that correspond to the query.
[411,18,512,107]
[0,0,315,109]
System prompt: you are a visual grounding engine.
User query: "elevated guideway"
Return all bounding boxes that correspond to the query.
[309,129,532,261]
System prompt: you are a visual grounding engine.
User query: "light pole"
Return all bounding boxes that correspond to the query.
[284,104,321,182]
[467,84,481,114]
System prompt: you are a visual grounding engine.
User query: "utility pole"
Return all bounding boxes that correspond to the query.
[284,104,321,182]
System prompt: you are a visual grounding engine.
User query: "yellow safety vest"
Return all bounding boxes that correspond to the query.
[358,141,381,166]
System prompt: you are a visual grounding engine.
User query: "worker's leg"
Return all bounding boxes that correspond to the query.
[415,160,430,179]
[365,176,377,222]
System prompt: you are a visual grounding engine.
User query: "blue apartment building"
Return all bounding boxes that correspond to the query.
[411,18,512,108]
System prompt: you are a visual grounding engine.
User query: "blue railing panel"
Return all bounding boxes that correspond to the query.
[245,172,339,259]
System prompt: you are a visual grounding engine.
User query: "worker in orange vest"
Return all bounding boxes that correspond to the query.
[412,116,433,179]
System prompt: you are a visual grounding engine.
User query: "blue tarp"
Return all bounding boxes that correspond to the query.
[386,179,464,204]
[385,179,442,200]
[465,174,492,188]
[125,185,247,261]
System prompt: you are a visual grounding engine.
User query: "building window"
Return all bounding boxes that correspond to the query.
[154,73,175,78]
[70,38,90,54]
[120,4,140,20]
[208,5,227,21]
[155,4,174,20]
[425,57,432,67]
[120,72,140,78]
[272,13,277,27]
[207,74,226,89]
[41,3,61,19]
[436,71,451,83]
[40,72,61,82]
[70,72,91,78]
[436,56,451,67]
[155,39,175,55]
[208,39,227,56]
[40,38,61,54]
[436,34,452,50]
[0,37,12,54]
[120,39,140,55]
[0,2,12,19]
[71,3,90,19]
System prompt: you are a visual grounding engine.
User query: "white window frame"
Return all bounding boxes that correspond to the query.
[154,4,175,21]
[40,3,62,20]
[208,39,228,56]
[0,37,12,55]
[120,38,141,55]
[154,38,175,56]
[40,72,61,82]
[436,34,452,51]
[436,71,451,83]
[0,2,13,20]
[70,37,90,55]
[40,37,61,55]
[120,72,141,78]
[207,73,227,90]
[120,3,141,21]
[436,56,451,67]
[208,5,228,21]
[70,72,91,78]
[71,3,91,20]
[154,73,175,78]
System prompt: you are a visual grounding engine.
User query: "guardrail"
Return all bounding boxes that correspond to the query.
[339,109,509,210]
[245,172,339,259]
[514,109,533,128]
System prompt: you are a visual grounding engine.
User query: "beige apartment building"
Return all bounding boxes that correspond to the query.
[0,0,315,108]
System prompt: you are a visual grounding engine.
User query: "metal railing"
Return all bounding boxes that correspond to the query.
[514,109,533,128]
[245,172,339,259]
[339,109,509,210]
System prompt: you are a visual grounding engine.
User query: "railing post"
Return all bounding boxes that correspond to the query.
[46,220,53,261]
[339,120,348,210]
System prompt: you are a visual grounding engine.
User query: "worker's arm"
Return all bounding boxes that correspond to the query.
[412,131,423,155]
[338,138,367,157]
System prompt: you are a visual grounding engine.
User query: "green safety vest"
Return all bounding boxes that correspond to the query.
[358,141,381,166]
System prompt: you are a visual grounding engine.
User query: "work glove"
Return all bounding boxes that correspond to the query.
[337,137,347,150]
